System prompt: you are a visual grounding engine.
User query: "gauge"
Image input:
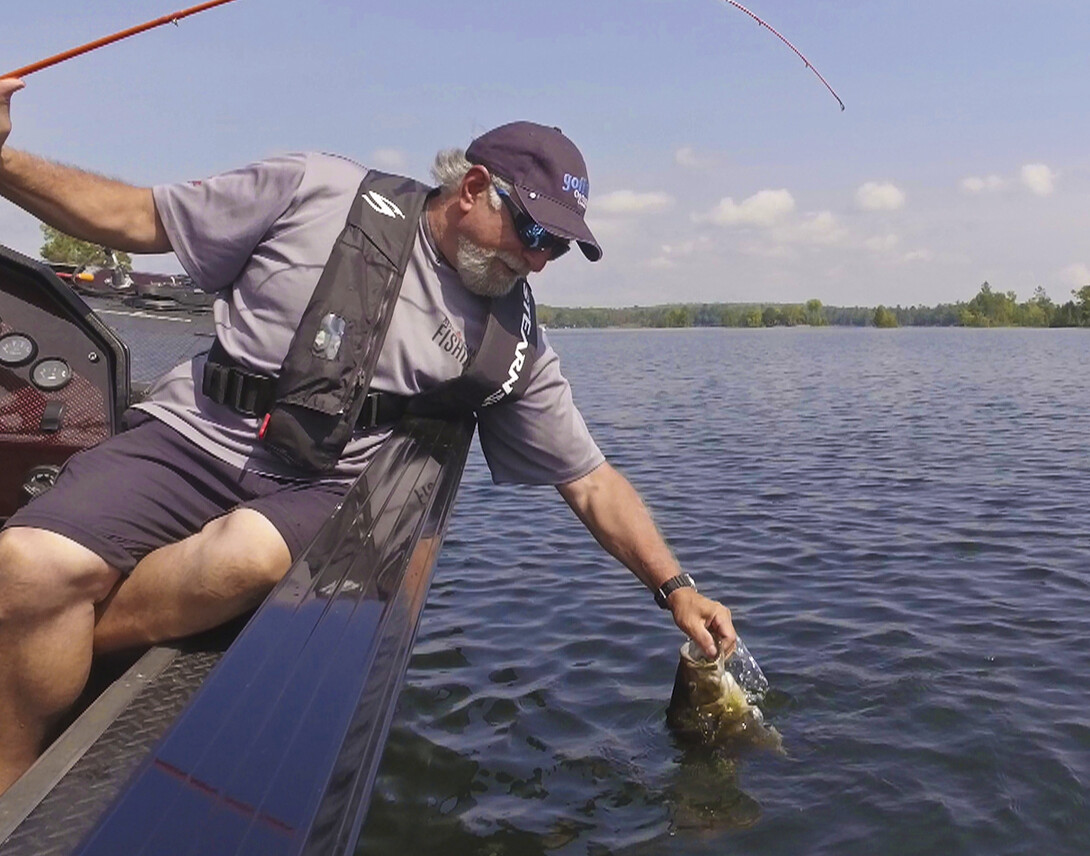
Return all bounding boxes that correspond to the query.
[0,333,37,367]
[31,358,72,391]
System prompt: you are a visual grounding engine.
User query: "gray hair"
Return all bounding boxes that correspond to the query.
[430,147,510,211]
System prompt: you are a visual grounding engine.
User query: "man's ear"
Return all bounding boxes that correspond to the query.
[458,165,492,212]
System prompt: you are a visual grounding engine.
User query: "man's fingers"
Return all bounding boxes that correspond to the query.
[710,611,736,650]
[0,78,25,98]
[691,623,718,659]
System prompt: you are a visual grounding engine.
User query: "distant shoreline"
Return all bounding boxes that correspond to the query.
[539,283,1090,330]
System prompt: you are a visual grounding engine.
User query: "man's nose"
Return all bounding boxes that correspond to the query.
[523,248,550,274]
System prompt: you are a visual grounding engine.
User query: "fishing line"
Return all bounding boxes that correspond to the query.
[722,1,845,111]
[2,0,243,79]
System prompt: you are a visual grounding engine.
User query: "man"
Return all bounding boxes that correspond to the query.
[0,77,736,795]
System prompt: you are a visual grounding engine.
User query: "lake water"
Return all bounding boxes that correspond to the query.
[358,327,1090,856]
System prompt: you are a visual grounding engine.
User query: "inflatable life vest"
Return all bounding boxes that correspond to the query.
[202,170,539,473]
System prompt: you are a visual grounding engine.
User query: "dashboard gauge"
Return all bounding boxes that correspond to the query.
[31,358,72,391]
[0,333,37,367]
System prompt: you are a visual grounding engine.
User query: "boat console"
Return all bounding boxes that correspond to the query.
[0,245,128,523]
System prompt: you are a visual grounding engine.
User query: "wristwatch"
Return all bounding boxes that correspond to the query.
[653,573,697,609]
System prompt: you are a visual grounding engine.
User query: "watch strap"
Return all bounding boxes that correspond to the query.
[654,573,696,609]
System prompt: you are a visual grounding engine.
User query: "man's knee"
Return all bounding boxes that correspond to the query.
[0,527,118,624]
[194,509,292,595]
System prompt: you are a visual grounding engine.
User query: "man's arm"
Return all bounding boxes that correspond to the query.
[556,461,736,658]
[0,78,169,254]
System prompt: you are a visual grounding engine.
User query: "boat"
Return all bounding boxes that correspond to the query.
[46,260,215,313]
[0,244,473,855]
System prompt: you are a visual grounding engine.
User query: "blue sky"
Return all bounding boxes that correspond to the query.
[2,0,1088,308]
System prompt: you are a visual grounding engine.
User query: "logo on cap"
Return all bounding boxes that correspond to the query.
[563,174,589,210]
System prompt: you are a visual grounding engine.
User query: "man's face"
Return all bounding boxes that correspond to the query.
[451,169,559,298]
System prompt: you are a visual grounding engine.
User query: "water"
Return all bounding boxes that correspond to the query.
[359,327,1090,856]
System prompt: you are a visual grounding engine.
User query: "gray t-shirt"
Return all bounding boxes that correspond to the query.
[141,152,604,485]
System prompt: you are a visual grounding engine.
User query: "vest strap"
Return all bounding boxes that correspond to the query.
[202,342,275,417]
[202,343,409,429]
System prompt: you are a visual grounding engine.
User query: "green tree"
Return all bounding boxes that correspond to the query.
[1074,285,1090,326]
[662,306,692,328]
[781,304,805,326]
[804,298,827,326]
[961,282,1017,326]
[873,306,899,328]
[718,306,744,327]
[39,224,131,270]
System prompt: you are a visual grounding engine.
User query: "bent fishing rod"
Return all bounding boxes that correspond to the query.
[721,0,845,111]
[3,0,842,112]
[2,0,242,80]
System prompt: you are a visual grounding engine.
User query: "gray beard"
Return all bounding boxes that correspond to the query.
[455,237,528,298]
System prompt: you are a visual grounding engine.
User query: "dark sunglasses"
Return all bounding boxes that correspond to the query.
[495,187,571,260]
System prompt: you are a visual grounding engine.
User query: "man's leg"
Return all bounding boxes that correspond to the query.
[93,508,291,653]
[0,527,120,795]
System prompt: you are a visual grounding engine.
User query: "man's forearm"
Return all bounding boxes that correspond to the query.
[0,148,170,254]
[558,461,737,657]
[557,462,681,592]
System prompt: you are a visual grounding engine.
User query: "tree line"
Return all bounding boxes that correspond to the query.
[34,228,1090,330]
[539,283,1090,329]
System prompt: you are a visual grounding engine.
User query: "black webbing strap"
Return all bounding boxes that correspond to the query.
[357,389,410,428]
[201,342,274,417]
[201,341,409,428]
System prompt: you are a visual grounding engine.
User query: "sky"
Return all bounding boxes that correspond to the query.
[2,0,1088,308]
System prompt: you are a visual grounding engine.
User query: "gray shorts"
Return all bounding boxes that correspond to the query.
[2,411,353,574]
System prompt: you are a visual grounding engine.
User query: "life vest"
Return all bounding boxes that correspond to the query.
[202,170,539,473]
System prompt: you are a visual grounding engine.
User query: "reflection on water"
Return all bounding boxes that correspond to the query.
[360,328,1090,856]
[364,728,769,856]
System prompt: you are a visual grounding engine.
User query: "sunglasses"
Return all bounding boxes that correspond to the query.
[495,187,571,260]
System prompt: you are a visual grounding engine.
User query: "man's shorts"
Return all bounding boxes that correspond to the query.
[2,411,353,574]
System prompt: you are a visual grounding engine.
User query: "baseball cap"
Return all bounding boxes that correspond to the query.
[466,121,602,262]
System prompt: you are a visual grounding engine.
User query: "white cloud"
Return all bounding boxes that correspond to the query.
[699,189,795,227]
[595,190,675,215]
[1060,263,1090,287]
[580,217,627,240]
[865,233,901,252]
[856,181,906,211]
[737,240,795,260]
[902,249,934,263]
[659,237,711,257]
[960,174,1005,193]
[649,236,714,268]
[674,146,718,170]
[370,148,408,171]
[790,211,849,246]
[1021,163,1057,196]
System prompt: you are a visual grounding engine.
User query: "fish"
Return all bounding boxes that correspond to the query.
[666,639,783,752]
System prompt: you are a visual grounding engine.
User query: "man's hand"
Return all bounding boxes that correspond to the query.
[666,587,736,659]
[0,77,24,156]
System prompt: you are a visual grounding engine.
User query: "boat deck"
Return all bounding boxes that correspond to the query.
[0,630,235,855]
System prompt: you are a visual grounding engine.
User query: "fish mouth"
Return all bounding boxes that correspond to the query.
[678,640,725,668]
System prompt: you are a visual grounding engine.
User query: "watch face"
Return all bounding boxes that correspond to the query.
[31,358,72,391]
[0,333,37,367]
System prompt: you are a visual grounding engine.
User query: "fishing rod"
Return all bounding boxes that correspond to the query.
[723,1,845,111]
[1,0,243,80]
